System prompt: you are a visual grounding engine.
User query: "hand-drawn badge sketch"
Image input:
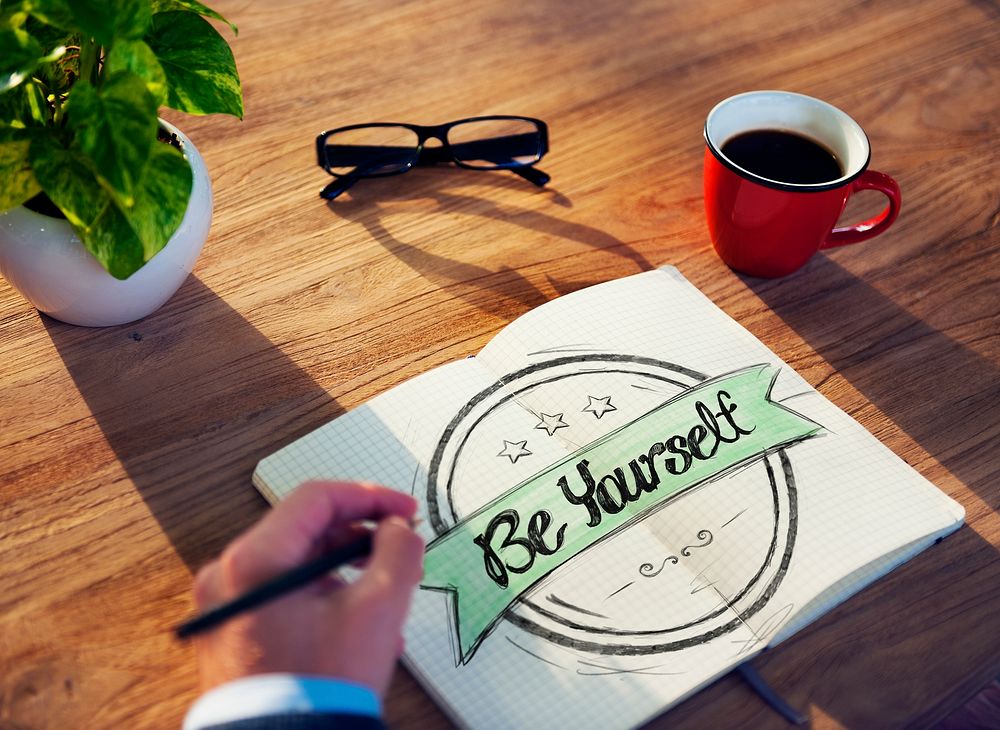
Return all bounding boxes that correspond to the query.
[422,354,814,664]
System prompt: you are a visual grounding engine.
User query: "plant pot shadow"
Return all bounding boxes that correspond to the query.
[324,167,655,319]
[41,276,349,571]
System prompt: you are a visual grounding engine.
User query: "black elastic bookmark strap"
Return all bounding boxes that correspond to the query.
[736,663,808,725]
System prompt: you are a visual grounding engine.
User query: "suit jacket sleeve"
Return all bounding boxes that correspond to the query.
[199,712,385,729]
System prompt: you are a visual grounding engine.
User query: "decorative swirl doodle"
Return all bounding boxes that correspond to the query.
[681,530,713,556]
[638,530,715,577]
[638,555,679,577]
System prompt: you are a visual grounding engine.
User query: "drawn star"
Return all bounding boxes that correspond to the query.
[498,439,532,464]
[583,395,617,419]
[535,412,569,436]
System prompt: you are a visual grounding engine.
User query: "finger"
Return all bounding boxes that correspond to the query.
[192,559,223,609]
[357,516,425,606]
[314,521,374,557]
[222,482,417,589]
[311,572,348,594]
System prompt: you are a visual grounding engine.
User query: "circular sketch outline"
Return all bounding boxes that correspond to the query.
[426,354,799,655]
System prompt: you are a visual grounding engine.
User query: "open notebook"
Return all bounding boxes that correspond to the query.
[254,267,963,729]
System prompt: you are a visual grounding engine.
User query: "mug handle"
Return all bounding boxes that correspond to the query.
[821,170,902,249]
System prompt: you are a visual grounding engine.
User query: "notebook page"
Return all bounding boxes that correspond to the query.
[474,267,963,651]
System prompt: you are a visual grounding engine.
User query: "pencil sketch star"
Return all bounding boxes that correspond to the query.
[583,395,617,419]
[535,412,569,436]
[498,439,532,464]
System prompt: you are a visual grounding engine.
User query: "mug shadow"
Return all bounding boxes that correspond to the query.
[743,254,998,507]
[42,276,348,570]
[657,255,1000,728]
[655,522,1000,730]
[740,253,999,728]
[324,168,655,319]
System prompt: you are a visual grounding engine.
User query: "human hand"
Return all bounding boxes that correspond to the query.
[191,480,424,696]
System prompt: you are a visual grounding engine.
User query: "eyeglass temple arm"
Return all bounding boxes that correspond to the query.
[510,165,550,187]
[320,159,388,200]
[320,176,357,200]
[323,160,549,198]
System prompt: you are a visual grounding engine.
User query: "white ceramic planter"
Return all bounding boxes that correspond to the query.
[0,120,212,327]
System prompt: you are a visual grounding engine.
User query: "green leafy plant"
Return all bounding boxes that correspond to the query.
[0,0,242,278]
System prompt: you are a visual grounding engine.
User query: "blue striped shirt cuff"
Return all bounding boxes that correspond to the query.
[183,674,381,730]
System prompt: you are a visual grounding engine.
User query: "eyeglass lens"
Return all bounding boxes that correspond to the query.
[446,118,543,169]
[324,125,420,176]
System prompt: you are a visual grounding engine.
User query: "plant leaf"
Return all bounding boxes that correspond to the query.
[30,132,193,278]
[150,0,236,35]
[0,2,29,16]
[23,13,75,56]
[29,134,142,278]
[0,78,50,125]
[146,11,242,118]
[14,0,72,32]
[84,201,147,279]
[119,141,191,260]
[81,144,192,278]
[26,0,152,43]
[104,39,167,106]
[0,136,40,209]
[65,74,158,207]
[28,132,106,228]
[0,21,44,92]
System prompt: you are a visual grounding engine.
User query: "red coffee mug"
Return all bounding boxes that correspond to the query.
[703,90,901,278]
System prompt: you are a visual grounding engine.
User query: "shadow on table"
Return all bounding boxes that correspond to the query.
[744,254,999,507]
[738,253,1000,730]
[325,168,654,319]
[43,276,350,571]
[660,256,1000,728]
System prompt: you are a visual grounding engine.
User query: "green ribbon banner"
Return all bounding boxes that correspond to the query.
[421,364,820,663]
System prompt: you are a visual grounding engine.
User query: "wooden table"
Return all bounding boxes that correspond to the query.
[1,0,997,727]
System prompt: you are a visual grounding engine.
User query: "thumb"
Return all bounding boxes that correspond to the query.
[358,517,424,605]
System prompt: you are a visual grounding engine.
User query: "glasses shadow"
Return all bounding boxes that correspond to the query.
[324,168,655,320]
[42,276,347,571]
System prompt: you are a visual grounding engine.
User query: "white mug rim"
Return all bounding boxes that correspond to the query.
[704,90,871,192]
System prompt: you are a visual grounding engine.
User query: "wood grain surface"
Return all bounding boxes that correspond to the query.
[1,0,998,727]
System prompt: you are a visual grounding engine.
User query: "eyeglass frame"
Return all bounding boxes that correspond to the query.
[314,115,550,199]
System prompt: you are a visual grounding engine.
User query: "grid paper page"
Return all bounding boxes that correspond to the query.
[254,267,963,729]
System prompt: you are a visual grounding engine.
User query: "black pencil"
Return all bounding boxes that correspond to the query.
[175,533,373,640]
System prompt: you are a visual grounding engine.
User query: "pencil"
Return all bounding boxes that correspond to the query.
[175,533,373,640]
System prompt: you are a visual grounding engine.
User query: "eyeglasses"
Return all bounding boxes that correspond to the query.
[315,116,549,199]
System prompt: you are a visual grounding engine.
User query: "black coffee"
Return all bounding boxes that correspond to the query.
[721,129,843,184]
